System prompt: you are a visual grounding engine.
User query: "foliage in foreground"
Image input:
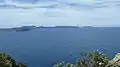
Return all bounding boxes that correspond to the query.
[54,50,116,67]
[0,52,27,67]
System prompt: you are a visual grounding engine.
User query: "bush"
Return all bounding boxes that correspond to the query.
[54,50,109,67]
[0,52,27,67]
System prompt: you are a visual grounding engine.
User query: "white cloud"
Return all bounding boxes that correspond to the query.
[0,0,120,28]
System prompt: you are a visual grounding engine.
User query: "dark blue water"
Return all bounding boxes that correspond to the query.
[0,27,120,67]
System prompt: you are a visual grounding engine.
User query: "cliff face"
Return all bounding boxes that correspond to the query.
[107,53,120,67]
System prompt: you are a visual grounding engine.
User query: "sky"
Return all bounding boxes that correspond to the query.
[0,0,120,28]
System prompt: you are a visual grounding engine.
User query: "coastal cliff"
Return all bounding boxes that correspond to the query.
[107,53,120,67]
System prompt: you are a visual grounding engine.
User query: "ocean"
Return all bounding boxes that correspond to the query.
[0,27,120,67]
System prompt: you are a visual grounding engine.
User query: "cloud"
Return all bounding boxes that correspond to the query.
[0,0,120,28]
[0,0,58,9]
[0,0,118,9]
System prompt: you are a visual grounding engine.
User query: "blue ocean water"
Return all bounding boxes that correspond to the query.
[0,27,120,67]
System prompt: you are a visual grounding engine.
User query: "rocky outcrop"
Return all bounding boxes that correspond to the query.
[107,53,120,67]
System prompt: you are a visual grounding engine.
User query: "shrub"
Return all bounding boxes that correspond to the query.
[54,50,109,67]
[0,52,27,67]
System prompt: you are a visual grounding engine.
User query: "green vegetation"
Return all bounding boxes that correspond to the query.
[0,52,27,67]
[1,50,119,67]
[54,50,119,67]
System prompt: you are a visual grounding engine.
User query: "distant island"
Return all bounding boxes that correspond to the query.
[0,25,120,32]
[12,26,36,32]
[3,25,120,32]
[0,25,95,32]
[0,25,37,32]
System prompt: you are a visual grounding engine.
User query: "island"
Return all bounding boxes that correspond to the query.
[0,25,80,32]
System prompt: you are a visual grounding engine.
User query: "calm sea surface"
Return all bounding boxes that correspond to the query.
[0,28,120,67]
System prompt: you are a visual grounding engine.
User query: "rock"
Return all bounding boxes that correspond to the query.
[107,53,120,67]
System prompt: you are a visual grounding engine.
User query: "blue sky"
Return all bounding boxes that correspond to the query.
[0,0,120,28]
